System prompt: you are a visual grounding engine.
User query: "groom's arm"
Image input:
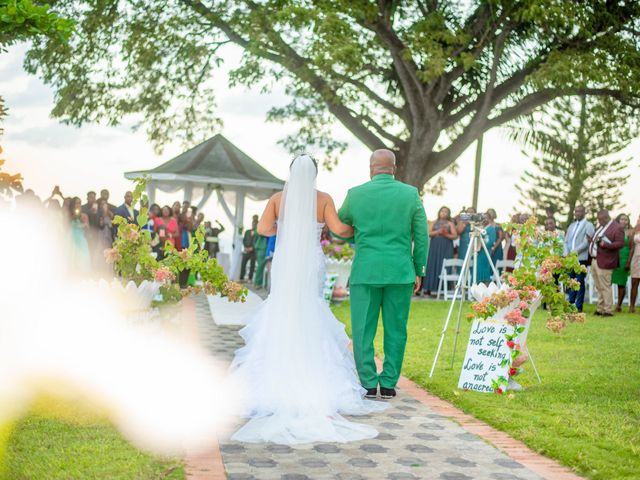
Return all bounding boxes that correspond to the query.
[412,191,428,278]
[332,191,355,242]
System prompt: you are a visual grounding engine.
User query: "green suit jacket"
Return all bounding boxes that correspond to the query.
[338,174,429,285]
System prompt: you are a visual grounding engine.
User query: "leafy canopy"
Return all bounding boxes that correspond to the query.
[511,95,635,225]
[22,1,640,187]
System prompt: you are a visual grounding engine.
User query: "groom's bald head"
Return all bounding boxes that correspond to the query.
[370,149,396,178]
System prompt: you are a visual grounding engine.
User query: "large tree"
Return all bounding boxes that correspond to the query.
[23,1,640,188]
[1,0,73,199]
[511,95,635,226]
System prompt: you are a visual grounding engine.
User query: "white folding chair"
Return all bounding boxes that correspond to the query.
[437,258,464,300]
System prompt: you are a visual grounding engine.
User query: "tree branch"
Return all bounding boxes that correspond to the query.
[181,0,388,151]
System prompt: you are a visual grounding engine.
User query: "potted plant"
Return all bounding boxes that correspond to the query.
[322,239,354,295]
[104,178,246,318]
[468,217,586,392]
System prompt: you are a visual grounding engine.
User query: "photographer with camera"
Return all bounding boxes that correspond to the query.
[455,207,480,261]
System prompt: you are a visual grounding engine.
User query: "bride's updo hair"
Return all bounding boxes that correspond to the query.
[290,154,318,173]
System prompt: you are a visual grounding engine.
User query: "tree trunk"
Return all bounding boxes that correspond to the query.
[565,95,588,228]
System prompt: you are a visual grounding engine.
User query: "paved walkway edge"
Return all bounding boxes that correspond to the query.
[396,374,584,480]
[183,297,584,479]
[181,297,228,480]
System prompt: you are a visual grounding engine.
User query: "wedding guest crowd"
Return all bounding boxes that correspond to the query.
[14,186,228,280]
[11,185,640,312]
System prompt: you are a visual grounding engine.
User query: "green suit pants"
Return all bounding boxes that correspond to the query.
[350,283,413,389]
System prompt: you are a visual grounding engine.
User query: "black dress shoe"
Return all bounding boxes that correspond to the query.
[601,312,614,317]
[594,311,602,316]
[380,387,396,399]
[364,387,378,399]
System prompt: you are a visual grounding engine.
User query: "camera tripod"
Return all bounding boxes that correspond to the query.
[429,225,502,377]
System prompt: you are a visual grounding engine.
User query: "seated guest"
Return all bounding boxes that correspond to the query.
[589,209,624,317]
[423,206,457,296]
[564,205,595,312]
[114,191,138,224]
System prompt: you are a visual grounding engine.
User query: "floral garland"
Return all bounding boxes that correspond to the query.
[468,217,587,393]
[105,177,246,306]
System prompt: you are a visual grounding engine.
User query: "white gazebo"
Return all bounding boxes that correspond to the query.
[125,134,284,280]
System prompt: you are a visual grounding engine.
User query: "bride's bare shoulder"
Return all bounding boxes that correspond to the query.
[316,190,332,204]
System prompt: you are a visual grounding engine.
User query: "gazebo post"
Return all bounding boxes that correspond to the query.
[229,189,245,281]
[183,183,194,203]
[146,180,157,205]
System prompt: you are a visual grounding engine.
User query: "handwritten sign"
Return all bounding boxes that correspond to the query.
[458,319,514,393]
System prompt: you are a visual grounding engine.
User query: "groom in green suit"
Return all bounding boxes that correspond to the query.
[339,149,429,399]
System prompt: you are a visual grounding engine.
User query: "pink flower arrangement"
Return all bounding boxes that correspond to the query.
[154,266,176,283]
[518,301,529,310]
[104,248,122,264]
[505,308,527,325]
[121,225,140,242]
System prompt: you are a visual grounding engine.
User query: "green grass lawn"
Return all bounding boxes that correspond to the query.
[333,300,640,480]
[4,403,184,480]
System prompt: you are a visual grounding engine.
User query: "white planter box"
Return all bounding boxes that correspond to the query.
[324,257,353,290]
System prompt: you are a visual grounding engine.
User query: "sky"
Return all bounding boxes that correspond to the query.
[2,42,639,243]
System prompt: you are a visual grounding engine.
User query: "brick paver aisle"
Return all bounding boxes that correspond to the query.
[190,295,571,480]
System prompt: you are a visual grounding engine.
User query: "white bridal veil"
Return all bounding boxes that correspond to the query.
[231,154,386,445]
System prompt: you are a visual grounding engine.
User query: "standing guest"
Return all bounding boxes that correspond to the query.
[99,189,117,214]
[194,212,205,232]
[154,205,179,260]
[44,186,65,226]
[204,219,225,259]
[476,211,500,284]
[97,199,113,248]
[504,213,522,272]
[114,191,138,224]
[149,203,161,221]
[240,215,259,282]
[82,191,102,269]
[69,197,91,273]
[172,201,184,250]
[81,191,97,216]
[180,201,193,251]
[15,189,42,210]
[178,201,194,287]
[589,209,624,317]
[612,214,632,312]
[544,217,565,254]
[96,198,114,274]
[487,208,504,267]
[455,207,475,262]
[423,206,457,296]
[252,233,269,289]
[564,205,595,312]
[625,215,640,313]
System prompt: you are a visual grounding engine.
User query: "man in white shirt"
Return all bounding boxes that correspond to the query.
[564,205,595,312]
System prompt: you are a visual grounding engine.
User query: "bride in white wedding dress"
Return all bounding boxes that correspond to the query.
[230,154,387,445]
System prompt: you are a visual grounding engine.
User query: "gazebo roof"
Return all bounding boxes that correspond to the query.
[125,134,284,200]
